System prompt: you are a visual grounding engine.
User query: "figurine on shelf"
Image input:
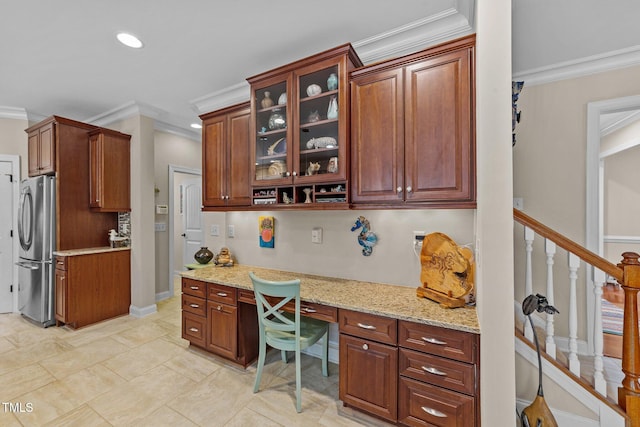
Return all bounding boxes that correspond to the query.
[306,162,320,176]
[282,192,292,204]
[214,247,234,267]
[303,188,313,203]
[327,157,338,173]
[267,137,285,156]
[327,73,338,91]
[278,92,287,105]
[327,95,338,120]
[307,110,320,123]
[261,91,274,109]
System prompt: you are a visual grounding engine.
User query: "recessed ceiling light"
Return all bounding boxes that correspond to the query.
[190,123,202,129]
[116,32,143,49]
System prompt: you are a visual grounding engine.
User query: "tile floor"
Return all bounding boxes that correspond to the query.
[0,281,391,427]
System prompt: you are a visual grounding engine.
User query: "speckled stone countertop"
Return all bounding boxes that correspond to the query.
[181,264,479,334]
[53,246,131,256]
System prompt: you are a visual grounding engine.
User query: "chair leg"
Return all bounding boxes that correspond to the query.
[321,330,329,377]
[281,350,288,363]
[254,338,266,393]
[295,348,302,413]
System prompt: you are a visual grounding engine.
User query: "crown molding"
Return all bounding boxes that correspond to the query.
[513,45,640,87]
[0,106,28,121]
[154,121,200,142]
[190,10,474,115]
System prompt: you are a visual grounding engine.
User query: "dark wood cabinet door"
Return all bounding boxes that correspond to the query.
[339,334,398,422]
[54,268,66,323]
[226,107,251,206]
[27,131,40,176]
[350,68,404,204]
[202,114,226,207]
[206,302,238,360]
[89,129,131,212]
[38,123,55,175]
[404,48,473,203]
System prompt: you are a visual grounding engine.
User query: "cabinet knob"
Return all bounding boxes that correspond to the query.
[362,343,369,350]
[292,171,297,176]
[286,172,291,177]
[224,195,229,200]
[396,187,402,194]
[406,186,412,193]
[217,305,222,311]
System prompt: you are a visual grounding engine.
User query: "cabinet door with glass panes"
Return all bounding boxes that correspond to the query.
[252,74,293,186]
[294,56,348,184]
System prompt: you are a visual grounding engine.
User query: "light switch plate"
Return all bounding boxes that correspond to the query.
[210,224,220,236]
[227,224,235,238]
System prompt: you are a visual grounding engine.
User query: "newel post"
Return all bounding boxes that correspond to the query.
[618,251,640,426]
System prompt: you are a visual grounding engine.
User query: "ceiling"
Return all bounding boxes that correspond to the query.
[1,1,639,140]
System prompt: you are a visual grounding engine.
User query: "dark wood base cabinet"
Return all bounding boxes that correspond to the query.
[55,250,131,329]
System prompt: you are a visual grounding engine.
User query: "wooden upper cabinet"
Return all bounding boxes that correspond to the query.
[200,102,251,208]
[27,122,55,176]
[350,34,476,207]
[88,128,131,212]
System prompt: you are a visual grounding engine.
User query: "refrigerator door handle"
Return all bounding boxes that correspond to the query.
[16,261,40,270]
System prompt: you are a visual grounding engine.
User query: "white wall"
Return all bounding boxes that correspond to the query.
[0,118,28,178]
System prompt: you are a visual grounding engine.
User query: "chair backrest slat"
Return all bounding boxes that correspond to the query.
[250,272,301,335]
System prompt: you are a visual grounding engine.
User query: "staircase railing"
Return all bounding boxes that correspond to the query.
[514,208,640,425]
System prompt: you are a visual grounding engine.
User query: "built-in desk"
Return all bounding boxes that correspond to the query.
[180,265,480,425]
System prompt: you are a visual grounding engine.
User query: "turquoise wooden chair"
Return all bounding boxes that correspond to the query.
[249,272,329,413]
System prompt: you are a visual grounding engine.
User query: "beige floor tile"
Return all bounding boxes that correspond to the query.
[0,336,16,354]
[110,321,168,347]
[58,364,128,405]
[0,363,55,402]
[40,337,129,379]
[0,411,22,427]
[129,364,196,402]
[101,338,184,380]
[223,406,284,426]
[163,347,222,382]
[60,320,132,348]
[44,404,111,427]
[86,381,163,425]
[127,405,199,427]
[12,380,82,427]
[320,403,394,426]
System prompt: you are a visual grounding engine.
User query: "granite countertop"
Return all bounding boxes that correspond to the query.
[181,264,479,334]
[53,246,131,256]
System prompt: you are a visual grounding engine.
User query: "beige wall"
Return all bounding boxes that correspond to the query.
[0,118,28,179]
[153,131,201,295]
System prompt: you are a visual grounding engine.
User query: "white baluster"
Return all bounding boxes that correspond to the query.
[568,253,580,375]
[524,226,535,341]
[592,268,607,395]
[545,239,556,359]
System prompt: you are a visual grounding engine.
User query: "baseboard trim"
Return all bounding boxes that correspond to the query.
[129,304,158,318]
[156,291,172,302]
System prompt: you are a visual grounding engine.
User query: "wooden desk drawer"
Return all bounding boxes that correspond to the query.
[399,321,477,364]
[399,348,475,396]
[398,377,474,427]
[278,300,337,323]
[238,289,256,305]
[55,256,67,270]
[182,278,206,298]
[207,283,237,306]
[182,294,206,316]
[339,309,397,345]
[182,311,206,348]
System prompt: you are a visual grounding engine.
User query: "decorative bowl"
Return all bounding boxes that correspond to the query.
[306,84,321,97]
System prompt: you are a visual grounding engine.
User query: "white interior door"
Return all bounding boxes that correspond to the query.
[0,161,14,313]
[182,178,204,266]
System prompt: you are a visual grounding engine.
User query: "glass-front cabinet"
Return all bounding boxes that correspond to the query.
[248,44,362,207]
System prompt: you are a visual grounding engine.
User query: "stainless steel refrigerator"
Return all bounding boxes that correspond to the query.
[16,175,55,327]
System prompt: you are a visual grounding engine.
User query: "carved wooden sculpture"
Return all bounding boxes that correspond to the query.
[417,232,474,308]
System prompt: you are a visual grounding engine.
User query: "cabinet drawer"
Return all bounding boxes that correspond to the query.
[182,311,206,348]
[182,294,206,317]
[399,321,477,364]
[339,309,397,345]
[207,283,237,306]
[399,348,475,396]
[55,256,67,271]
[182,278,207,298]
[279,300,337,323]
[398,377,474,427]
[238,289,256,305]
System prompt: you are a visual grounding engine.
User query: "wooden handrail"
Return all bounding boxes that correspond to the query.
[514,208,623,282]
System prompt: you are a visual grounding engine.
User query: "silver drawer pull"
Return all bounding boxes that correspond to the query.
[422,366,447,376]
[302,307,317,313]
[190,286,199,290]
[422,337,447,345]
[189,327,199,332]
[421,406,447,418]
[189,304,199,308]
[357,322,377,330]
[216,292,228,297]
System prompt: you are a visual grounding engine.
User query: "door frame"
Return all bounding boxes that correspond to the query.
[168,164,201,298]
[586,94,640,353]
[0,155,21,313]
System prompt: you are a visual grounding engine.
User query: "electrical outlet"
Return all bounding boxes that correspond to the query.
[311,227,323,244]
[227,224,235,238]
[413,230,426,242]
